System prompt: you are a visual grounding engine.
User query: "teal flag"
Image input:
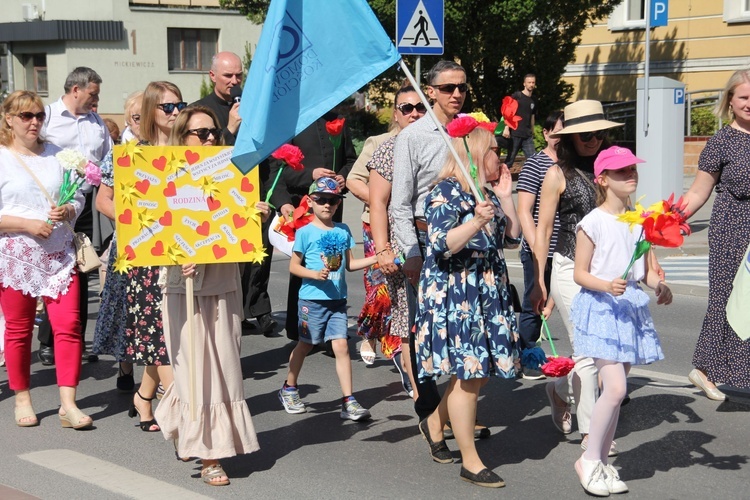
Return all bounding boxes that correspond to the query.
[232,0,400,174]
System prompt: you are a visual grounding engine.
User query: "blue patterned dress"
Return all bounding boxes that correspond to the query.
[92,153,129,360]
[416,178,520,380]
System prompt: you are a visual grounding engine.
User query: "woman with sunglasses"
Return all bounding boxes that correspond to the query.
[119,81,181,431]
[415,126,520,487]
[154,106,263,486]
[530,100,622,452]
[121,91,143,143]
[0,90,92,429]
[346,86,425,382]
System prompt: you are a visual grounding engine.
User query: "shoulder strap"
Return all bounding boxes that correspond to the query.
[7,147,76,234]
[572,166,597,191]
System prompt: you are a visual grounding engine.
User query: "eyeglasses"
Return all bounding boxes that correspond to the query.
[187,127,222,141]
[131,114,141,124]
[311,195,341,206]
[431,83,469,94]
[157,102,187,114]
[578,130,607,142]
[15,111,46,122]
[396,102,427,115]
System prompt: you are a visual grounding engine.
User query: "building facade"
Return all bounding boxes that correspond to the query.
[0,0,261,120]
[564,0,750,102]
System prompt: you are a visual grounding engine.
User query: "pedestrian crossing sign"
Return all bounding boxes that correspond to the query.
[397,0,444,55]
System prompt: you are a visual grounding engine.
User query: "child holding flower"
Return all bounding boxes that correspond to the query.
[278,177,377,421]
[570,146,673,496]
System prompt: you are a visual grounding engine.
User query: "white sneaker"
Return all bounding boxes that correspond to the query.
[575,456,610,497]
[546,381,572,434]
[603,464,629,494]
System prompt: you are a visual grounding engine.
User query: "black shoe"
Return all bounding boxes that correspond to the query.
[418,418,453,464]
[257,314,278,336]
[38,346,55,366]
[82,350,99,362]
[443,421,491,440]
[459,467,505,488]
[521,367,547,380]
[241,319,259,336]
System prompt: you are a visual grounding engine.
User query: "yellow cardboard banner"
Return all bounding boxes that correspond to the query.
[113,144,265,268]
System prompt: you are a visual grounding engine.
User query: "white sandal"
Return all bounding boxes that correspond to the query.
[359,341,376,366]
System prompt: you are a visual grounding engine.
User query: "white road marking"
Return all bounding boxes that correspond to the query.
[19,450,210,500]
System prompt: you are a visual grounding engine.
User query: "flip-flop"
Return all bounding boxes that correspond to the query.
[359,341,376,366]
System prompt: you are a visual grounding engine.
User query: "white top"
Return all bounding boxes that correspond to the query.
[0,144,84,298]
[43,97,113,193]
[576,208,645,282]
[121,126,137,143]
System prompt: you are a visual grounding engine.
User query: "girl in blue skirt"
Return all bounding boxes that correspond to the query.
[571,146,673,496]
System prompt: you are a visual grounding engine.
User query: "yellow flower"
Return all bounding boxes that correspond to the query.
[467,111,490,122]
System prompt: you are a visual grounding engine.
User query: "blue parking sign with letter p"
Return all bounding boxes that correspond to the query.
[651,0,668,27]
[674,88,684,105]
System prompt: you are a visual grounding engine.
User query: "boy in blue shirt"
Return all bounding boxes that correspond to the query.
[279,177,378,421]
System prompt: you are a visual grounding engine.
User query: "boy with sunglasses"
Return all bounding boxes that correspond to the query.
[278,178,378,420]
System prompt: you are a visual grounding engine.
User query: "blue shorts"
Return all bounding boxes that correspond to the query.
[298,299,348,345]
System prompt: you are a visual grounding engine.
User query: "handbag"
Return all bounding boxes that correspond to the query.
[8,148,101,273]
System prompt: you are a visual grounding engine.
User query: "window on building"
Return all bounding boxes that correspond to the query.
[744,0,750,13]
[21,54,47,95]
[167,28,218,71]
[627,0,645,21]
[724,0,750,23]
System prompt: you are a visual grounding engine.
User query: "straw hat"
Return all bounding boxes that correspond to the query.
[553,100,623,135]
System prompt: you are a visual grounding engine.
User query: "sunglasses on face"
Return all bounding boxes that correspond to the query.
[187,127,221,141]
[396,102,427,115]
[311,195,341,206]
[15,111,46,122]
[157,102,187,114]
[432,83,469,94]
[578,130,607,142]
[131,113,141,124]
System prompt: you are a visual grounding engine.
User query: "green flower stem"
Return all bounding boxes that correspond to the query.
[265,167,284,204]
[541,314,558,357]
[621,229,650,280]
[330,136,342,173]
[462,137,485,202]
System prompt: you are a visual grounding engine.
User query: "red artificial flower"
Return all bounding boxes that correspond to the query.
[541,356,575,377]
[325,117,346,137]
[271,144,305,171]
[665,193,692,236]
[643,213,684,247]
[278,196,313,241]
[500,96,522,130]
[476,121,499,134]
[446,114,479,138]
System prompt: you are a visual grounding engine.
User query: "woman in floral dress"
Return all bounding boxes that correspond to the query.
[415,127,520,487]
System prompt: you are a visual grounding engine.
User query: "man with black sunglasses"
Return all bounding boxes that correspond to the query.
[503,74,538,168]
[390,60,467,422]
[40,66,113,365]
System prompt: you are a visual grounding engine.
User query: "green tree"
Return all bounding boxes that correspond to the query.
[219,0,622,121]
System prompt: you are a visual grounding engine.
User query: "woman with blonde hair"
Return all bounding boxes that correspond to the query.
[155,106,263,486]
[683,68,750,398]
[0,90,91,428]
[121,91,143,143]
[415,126,520,487]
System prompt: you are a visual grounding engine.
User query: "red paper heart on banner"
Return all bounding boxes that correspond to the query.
[212,244,228,260]
[232,214,247,229]
[116,155,131,167]
[185,150,200,165]
[196,221,210,236]
[124,245,136,260]
[207,197,221,211]
[241,177,254,192]
[241,239,255,254]
[159,211,172,226]
[118,209,132,224]
[135,179,150,194]
[150,241,164,256]
[163,182,176,197]
[152,156,167,171]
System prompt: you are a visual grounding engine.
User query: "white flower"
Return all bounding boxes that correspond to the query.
[55,149,86,176]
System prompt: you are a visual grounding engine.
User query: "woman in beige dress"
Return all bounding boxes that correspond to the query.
[155,106,264,486]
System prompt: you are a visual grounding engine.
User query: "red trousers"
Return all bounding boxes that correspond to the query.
[0,273,82,390]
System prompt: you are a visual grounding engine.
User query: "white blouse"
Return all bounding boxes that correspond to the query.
[0,144,84,298]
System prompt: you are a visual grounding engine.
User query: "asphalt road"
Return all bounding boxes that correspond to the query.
[1,184,748,499]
